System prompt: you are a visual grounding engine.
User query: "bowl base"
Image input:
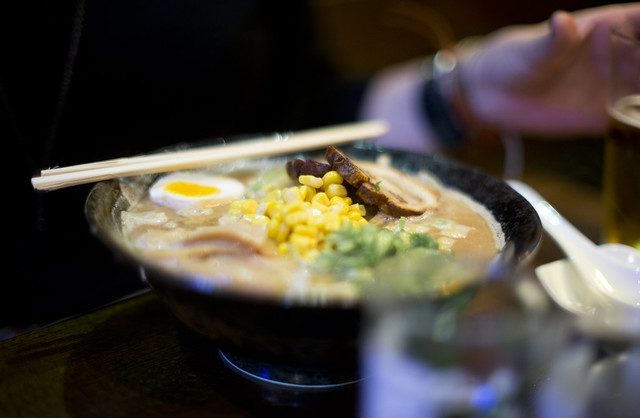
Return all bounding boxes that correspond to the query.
[218,349,361,390]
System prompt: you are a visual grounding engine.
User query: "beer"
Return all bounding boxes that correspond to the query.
[603,94,640,250]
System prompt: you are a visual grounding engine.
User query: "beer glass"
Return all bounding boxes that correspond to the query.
[603,26,640,250]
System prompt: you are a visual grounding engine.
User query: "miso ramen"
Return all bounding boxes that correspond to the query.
[120,147,504,304]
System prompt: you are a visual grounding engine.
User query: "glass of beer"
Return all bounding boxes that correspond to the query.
[603,26,640,250]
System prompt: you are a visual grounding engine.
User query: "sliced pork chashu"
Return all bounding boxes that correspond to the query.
[355,161,439,217]
[326,146,439,217]
[325,146,370,187]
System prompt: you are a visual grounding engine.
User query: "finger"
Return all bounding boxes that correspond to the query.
[485,10,581,75]
[548,11,580,58]
[518,10,580,70]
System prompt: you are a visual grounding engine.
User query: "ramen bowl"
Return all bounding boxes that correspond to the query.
[85,144,541,386]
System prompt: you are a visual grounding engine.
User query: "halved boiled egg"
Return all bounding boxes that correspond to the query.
[149,172,245,212]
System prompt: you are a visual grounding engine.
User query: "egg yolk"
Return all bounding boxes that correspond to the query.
[164,181,220,197]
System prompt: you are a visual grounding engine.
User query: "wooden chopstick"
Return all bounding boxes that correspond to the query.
[31,120,389,191]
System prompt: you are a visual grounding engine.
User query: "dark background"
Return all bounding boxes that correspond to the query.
[1,0,610,331]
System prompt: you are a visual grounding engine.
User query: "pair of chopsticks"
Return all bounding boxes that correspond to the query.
[31,120,389,191]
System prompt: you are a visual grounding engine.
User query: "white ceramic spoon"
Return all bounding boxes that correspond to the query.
[507,180,640,308]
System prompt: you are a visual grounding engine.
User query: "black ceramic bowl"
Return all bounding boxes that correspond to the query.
[85,144,541,386]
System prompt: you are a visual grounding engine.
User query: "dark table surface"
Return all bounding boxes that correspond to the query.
[0,137,606,417]
[1,288,363,418]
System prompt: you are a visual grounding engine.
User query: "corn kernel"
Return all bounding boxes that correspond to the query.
[311,192,330,207]
[283,187,303,203]
[307,213,326,227]
[325,184,348,199]
[298,175,324,189]
[282,201,305,215]
[329,196,344,206]
[289,233,313,254]
[308,206,323,216]
[257,201,274,216]
[275,222,291,242]
[323,212,342,231]
[277,242,289,254]
[241,199,258,214]
[284,210,308,226]
[297,185,307,201]
[311,201,328,213]
[268,218,280,240]
[299,185,319,202]
[347,210,363,221]
[322,171,343,186]
[328,202,348,216]
[301,185,316,202]
[293,224,318,237]
[266,202,284,218]
[350,203,366,217]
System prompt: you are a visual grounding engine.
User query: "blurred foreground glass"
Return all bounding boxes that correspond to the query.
[547,319,640,418]
[535,313,640,418]
[358,253,571,417]
[603,26,640,250]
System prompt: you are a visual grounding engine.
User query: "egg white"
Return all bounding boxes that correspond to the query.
[149,172,245,212]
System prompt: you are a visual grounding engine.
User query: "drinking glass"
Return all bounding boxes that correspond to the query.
[358,254,569,418]
[535,319,640,418]
[603,26,640,250]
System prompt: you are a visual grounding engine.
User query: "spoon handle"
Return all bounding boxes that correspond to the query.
[507,180,597,257]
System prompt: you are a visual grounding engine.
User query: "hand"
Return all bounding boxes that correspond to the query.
[461,3,640,136]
